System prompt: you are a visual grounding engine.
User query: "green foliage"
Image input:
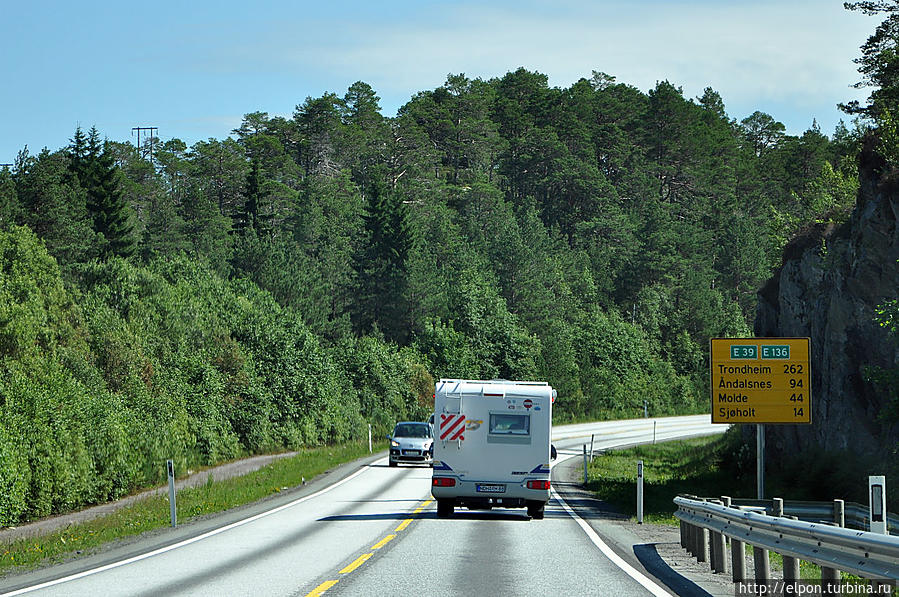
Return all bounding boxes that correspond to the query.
[1,65,867,525]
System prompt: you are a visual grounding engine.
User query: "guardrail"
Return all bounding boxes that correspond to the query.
[723,498,899,535]
[674,495,899,589]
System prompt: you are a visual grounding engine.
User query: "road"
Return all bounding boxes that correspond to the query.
[0,414,723,597]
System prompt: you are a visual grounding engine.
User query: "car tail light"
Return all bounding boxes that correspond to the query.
[432,477,456,487]
[527,480,551,490]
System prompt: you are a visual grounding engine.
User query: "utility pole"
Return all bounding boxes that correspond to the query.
[132,126,158,164]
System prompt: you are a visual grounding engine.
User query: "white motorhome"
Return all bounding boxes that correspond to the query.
[431,378,555,519]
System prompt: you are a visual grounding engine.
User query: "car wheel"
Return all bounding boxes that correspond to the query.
[526,501,545,520]
[437,499,453,518]
[389,459,397,467]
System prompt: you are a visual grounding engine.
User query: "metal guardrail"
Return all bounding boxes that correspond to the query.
[726,498,899,535]
[674,496,899,584]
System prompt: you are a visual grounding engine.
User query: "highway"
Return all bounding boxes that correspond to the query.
[0,414,723,597]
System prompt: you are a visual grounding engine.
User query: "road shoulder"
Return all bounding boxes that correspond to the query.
[552,453,735,597]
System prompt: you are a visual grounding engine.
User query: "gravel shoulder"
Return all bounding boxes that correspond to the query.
[551,453,737,597]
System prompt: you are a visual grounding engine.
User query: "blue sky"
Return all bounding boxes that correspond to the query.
[0,1,876,164]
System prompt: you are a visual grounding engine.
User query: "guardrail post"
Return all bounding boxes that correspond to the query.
[711,528,727,573]
[709,500,728,574]
[687,522,698,558]
[752,546,770,584]
[697,525,708,563]
[833,498,845,528]
[679,520,687,549]
[820,519,841,591]
[782,517,800,587]
[820,565,840,592]
[773,497,783,518]
[731,535,746,583]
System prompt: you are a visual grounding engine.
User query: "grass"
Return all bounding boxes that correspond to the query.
[0,441,381,577]
[585,431,752,524]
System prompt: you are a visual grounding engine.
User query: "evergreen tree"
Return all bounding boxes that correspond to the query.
[67,127,136,258]
[353,169,414,343]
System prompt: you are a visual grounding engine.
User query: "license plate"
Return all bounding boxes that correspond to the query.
[476,484,506,493]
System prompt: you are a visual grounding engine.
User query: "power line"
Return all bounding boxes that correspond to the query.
[131,126,158,163]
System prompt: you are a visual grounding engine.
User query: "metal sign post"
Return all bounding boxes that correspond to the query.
[757,425,765,499]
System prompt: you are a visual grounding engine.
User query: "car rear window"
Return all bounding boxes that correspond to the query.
[395,424,430,437]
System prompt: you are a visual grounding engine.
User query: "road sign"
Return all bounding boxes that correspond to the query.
[710,337,811,424]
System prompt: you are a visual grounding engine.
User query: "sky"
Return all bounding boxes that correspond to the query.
[0,0,878,165]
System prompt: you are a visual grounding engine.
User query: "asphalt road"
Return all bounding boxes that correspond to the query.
[0,414,724,597]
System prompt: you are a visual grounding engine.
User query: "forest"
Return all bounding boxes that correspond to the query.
[0,34,878,524]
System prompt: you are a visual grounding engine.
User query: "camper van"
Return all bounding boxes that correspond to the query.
[431,379,555,519]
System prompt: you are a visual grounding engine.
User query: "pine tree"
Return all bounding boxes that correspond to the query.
[67,127,136,258]
[353,169,414,343]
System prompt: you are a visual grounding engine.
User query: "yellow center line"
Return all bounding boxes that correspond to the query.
[395,518,413,532]
[305,580,338,597]
[339,552,372,574]
[371,534,396,550]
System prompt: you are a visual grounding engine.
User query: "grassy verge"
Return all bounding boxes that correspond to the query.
[0,441,381,577]
[585,430,753,524]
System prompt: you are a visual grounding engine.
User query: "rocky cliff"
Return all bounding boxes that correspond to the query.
[755,136,899,461]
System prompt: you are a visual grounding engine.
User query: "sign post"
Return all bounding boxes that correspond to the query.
[710,338,812,498]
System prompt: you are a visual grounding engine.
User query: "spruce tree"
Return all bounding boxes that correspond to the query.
[68,127,136,258]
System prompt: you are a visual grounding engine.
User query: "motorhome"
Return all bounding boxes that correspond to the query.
[431,378,555,519]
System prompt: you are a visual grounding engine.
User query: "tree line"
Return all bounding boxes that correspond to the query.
[0,65,864,524]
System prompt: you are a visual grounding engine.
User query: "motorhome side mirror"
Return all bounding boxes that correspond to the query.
[386,435,391,440]
[551,445,557,461]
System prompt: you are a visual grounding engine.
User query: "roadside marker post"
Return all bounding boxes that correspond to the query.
[583,445,588,485]
[637,460,644,524]
[166,459,177,528]
[869,476,887,534]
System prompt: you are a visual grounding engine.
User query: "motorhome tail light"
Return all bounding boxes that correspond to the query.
[527,480,551,490]
[432,477,456,487]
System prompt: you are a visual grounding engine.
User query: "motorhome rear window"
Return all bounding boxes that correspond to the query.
[489,413,530,435]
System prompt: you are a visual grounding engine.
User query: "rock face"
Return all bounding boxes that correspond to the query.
[755,138,899,460]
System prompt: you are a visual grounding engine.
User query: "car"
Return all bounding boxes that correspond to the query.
[387,421,433,467]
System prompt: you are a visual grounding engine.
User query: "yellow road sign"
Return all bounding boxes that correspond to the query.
[710,338,811,424]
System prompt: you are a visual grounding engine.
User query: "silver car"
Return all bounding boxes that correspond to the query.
[387,421,433,466]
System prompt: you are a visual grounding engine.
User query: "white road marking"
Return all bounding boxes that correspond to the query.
[551,452,673,596]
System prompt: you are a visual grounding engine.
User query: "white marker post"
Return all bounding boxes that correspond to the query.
[583,445,588,485]
[637,460,644,524]
[869,476,887,534]
[368,423,372,453]
[166,460,177,528]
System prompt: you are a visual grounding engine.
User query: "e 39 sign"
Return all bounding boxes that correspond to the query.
[710,338,811,424]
